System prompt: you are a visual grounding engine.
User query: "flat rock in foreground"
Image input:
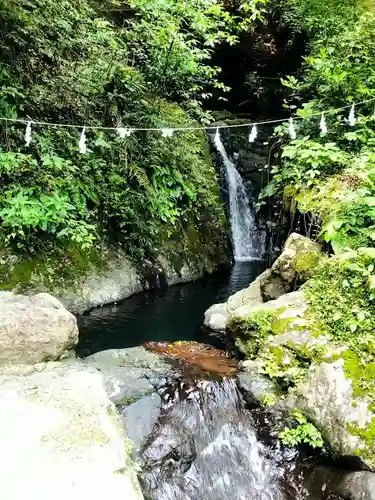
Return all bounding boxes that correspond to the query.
[0,362,143,500]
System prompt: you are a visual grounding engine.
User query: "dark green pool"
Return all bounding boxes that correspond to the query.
[76,260,266,357]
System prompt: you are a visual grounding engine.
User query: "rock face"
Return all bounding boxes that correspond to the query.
[0,292,78,365]
[285,360,375,470]
[2,229,229,314]
[259,232,320,302]
[231,290,375,470]
[57,253,205,314]
[0,362,143,500]
[60,253,144,314]
[84,347,173,458]
[204,233,321,332]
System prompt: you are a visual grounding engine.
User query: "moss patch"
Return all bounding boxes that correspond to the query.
[295,250,321,281]
[0,243,106,293]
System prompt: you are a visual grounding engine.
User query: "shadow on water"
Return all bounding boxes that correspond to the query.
[76,260,266,357]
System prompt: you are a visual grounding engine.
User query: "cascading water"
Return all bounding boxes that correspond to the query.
[139,377,287,500]
[214,130,265,261]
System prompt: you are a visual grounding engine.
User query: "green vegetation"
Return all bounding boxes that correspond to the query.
[247,0,375,457]
[279,410,324,449]
[230,310,277,357]
[0,0,266,276]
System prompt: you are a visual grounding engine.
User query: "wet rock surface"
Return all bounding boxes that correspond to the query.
[138,377,285,500]
[119,393,163,458]
[83,347,174,405]
[303,468,375,500]
[144,341,239,377]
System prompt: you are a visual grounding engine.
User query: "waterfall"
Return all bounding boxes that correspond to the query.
[214,130,264,261]
[139,378,283,500]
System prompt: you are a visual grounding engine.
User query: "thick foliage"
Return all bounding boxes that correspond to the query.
[258,0,375,429]
[261,0,375,250]
[0,0,264,259]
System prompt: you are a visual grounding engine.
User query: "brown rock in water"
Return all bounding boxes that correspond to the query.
[144,341,238,376]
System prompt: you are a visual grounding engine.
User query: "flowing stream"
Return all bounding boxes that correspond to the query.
[140,377,285,500]
[214,130,265,261]
[78,262,335,500]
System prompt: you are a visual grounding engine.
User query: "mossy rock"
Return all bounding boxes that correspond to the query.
[235,287,375,468]
[285,357,375,470]
[259,232,321,301]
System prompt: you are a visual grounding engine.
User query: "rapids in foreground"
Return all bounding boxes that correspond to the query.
[139,376,288,500]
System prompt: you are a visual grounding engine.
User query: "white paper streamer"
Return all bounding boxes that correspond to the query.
[25,121,32,147]
[289,117,297,140]
[249,124,257,143]
[79,126,87,154]
[349,104,356,126]
[320,112,327,134]
[117,127,132,138]
[161,128,173,138]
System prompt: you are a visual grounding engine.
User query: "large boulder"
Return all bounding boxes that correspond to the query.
[0,292,78,365]
[0,362,143,499]
[232,291,375,470]
[337,471,375,500]
[258,232,321,302]
[285,359,375,471]
[203,233,321,332]
[304,468,375,500]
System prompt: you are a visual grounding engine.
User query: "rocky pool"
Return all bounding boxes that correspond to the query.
[76,261,364,500]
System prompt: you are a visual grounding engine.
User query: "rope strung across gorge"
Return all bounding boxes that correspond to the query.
[3,97,375,152]
[0,97,374,132]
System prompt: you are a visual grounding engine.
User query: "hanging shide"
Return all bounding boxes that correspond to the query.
[0,99,370,153]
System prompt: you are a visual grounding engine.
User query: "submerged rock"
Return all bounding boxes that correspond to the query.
[0,292,78,365]
[139,377,282,500]
[204,233,321,332]
[0,361,143,499]
[144,341,239,376]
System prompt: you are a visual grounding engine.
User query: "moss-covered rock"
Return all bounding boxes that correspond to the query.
[0,217,229,314]
[286,358,375,470]
[230,289,375,469]
[259,232,321,301]
[204,233,321,332]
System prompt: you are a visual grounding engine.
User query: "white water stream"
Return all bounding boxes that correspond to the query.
[140,378,283,500]
[214,130,265,261]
